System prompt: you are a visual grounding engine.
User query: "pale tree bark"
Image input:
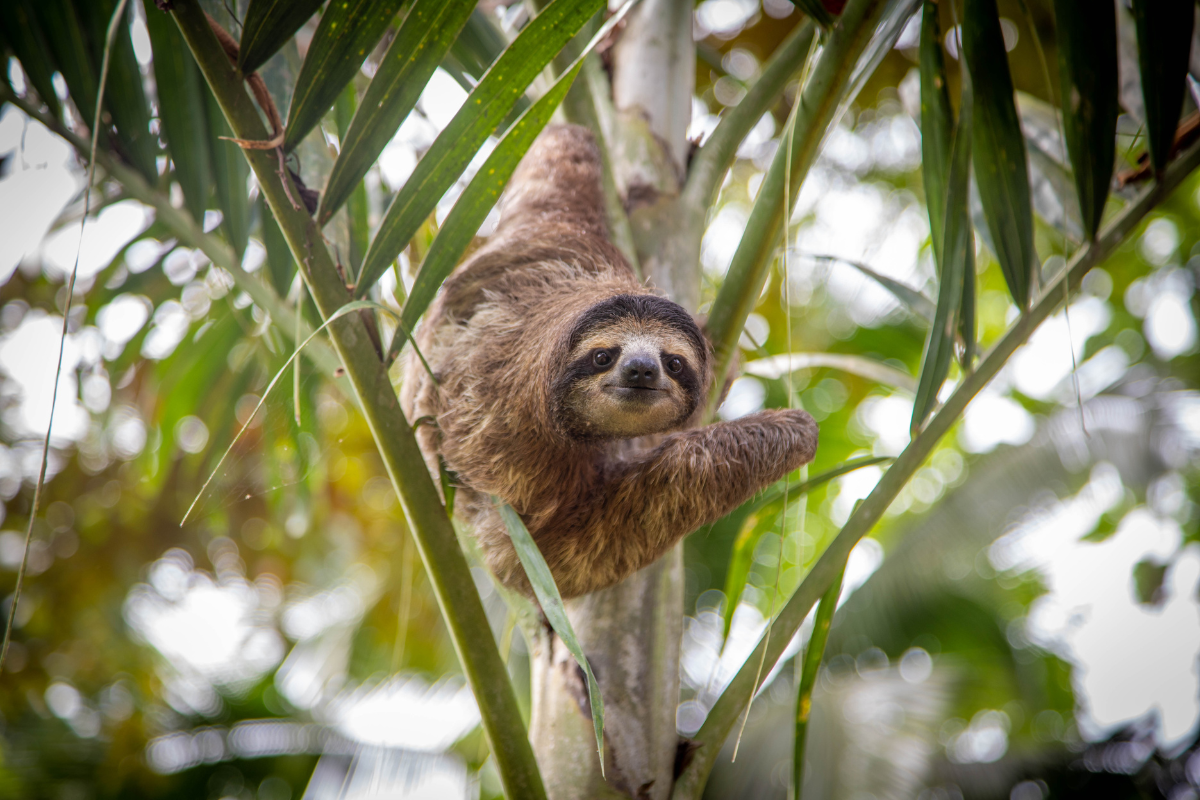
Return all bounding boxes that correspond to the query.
[527,1,697,797]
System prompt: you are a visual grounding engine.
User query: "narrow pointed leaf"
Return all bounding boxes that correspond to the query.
[919,0,953,268]
[912,55,973,433]
[496,501,606,770]
[78,0,157,182]
[32,0,98,129]
[260,194,295,295]
[335,83,370,278]
[1053,0,1117,240]
[206,89,251,256]
[143,0,211,222]
[317,0,476,225]
[790,0,834,29]
[0,0,62,117]
[963,0,1035,308]
[354,0,605,295]
[451,9,510,80]
[792,564,844,794]
[237,0,324,75]
[806,254,935,323]
[744,352,917,393]
[283,0,408,152]
[1130,0,1194,174]
[722,457,889,638]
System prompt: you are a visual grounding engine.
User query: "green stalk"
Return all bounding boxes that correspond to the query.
[792,565,843,799]
[672,135,1200,799]
[0,87,342,377]
[703,0,890,416]
[167,4,547,798]
[682,19,816,215]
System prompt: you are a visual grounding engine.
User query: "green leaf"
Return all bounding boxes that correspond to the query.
[143,0,211,222]
[259,194,295,296]
[1053,0,1117,240]
[237,0,324,75]
[353,0,605,295]
[912,48,974,434]
[1130,0,1194,175]
[792,562,844,794]
[78,0,156,182]
[0,0,62,118]
[317,0,476,225]
[335,82,370,279]
[919,0,952,270]
[383,3,635,361]
[790,0,834,29]
[283,0,408,152]
[721,457,889,638]
[744,353,917,394]
[31,0,98,130]
[496,501,606,772]
[451,9,510,80]
[963,0,1036,308]
[805,254,935,323]
[206,88,251,256]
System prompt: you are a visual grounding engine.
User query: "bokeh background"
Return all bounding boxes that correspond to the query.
[0,0,1198,798]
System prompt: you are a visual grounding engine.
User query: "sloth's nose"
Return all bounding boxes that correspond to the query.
[620,355,659,388]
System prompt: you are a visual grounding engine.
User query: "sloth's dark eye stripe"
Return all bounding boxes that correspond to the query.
[567,294,707,368]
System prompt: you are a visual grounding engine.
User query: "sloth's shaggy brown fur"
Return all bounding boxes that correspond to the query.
[402,125,818,599]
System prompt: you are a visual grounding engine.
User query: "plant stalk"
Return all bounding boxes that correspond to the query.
[672,135,1200,799]
[167,4,547,798]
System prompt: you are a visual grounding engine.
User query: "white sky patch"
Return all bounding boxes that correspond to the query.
[0,106,83,283]
[329,675,480,751]
[1144,289,1198,360]
[1009,297,1111,400]
[959,391,1035,454]
[701,203,749,277]
[718,376,765,420]
[991,464,1200,749]
[855,393,913,456]
[40,200,154,281]
[0,312,90,444]
[417,69,468,132]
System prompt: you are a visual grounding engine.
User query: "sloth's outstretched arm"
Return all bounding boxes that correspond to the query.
[536,409,818,598]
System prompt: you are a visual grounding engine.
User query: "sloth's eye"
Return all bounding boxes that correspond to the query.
[593,350,612,368]
[666,356,683,374]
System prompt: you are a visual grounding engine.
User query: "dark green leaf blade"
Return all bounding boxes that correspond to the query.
[1130,0,1194,175]
[283,0,407,152]
[317,0,476,225]
[919,0,953,268]
[335,82,370,279]
[260,194,295,295]
[143,0,211,222]
[355,0,604,295]
[1053,0,1117,240]
[912,52,974,434]
[792,563,844,795]
[0,0,62,117]
[789,0,834,29]
[77,0,157,182]
[963,0,1036,308]
[496,501,606,771]
[206,89,251,256]
[31,0,98,130]
[450,9,510,81]
[237,0,324,75]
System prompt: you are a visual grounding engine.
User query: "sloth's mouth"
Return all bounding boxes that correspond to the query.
[606,385,661,400]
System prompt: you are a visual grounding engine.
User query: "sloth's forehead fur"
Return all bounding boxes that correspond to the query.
[564,294,707,365]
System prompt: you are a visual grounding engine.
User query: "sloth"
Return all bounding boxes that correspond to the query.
[401,125,818,599]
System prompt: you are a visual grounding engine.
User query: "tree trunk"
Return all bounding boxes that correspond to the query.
[527,1,697,797]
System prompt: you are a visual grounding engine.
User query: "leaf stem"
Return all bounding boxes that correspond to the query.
[672,133,1200,800]
[167,3,547,797]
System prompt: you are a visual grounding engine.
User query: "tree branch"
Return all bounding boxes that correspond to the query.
[165,4,548,798]
[671,135,1200,799]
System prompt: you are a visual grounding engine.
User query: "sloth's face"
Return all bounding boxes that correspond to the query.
[553,298,709,440]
